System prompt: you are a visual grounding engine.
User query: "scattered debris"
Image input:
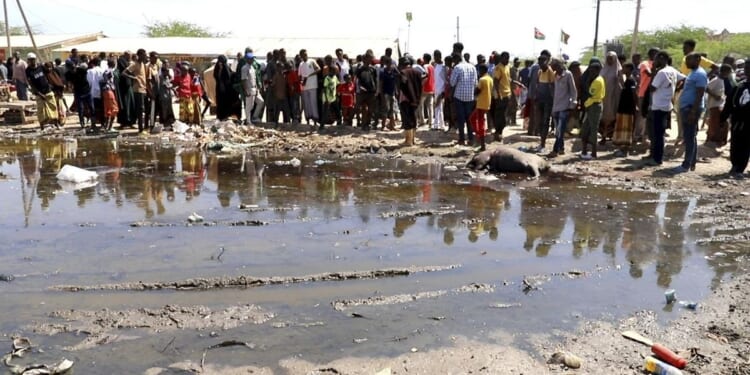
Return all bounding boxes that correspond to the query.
[187,213,204,223]
[55,165,97,183]
[547,351,582,369]
[2,337,74,375]
[0,274,14,282]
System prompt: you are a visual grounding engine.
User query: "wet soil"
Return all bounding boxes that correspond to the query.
[1,117,749,374]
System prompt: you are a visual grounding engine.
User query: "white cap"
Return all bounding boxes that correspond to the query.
[737,59,745,66]
[26,52,36,59]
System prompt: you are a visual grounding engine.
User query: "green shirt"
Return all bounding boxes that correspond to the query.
[323,75,339,104]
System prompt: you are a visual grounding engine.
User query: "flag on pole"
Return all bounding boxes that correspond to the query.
[534,28,546,40]
[561,30,570,45]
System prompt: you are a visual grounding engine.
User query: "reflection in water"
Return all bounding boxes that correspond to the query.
[0,138,741,291]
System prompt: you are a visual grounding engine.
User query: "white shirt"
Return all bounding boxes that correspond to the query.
[650,66,685,112]
[87,66,105,99]
[706,77,725,109]
[298,59,320,91]
[336,58,350,81]
[434,63,446,96]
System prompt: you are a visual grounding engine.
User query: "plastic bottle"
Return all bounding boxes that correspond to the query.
[644,356,683,375]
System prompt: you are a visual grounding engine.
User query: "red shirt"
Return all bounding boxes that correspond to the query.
[173,74,192,98]
[422,64,435,94]
[337,82,355,108]
[286,70,302,95]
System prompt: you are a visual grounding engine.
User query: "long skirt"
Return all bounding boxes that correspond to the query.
[706,107,728,146]
[36,92,58,125]
[103,90,119,118]
[179,97,195,124]
[612,113,634,147]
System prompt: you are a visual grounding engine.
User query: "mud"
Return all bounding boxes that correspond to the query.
[332,283,494,311]
[31,304,273,351]
[49,265,461,292]
[2,117,750,373]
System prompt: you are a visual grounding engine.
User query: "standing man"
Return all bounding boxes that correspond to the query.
[122,49,148,133]
[647,51,686,167]
[721,59,750,178]
[508,57,521,125]
[432,50,447,130]
[492,52,512,142]
[298,49,321,126]
[534,55,555,153]
[13,52,28,100]
[25,53,58,129]
[449,52,478,145]
[335,48,350,83]
[355,51,378,131]
[581,62,605,160]
[676,40,718,142]
[418,53,435,127]
[398,56,423,146]
[549,58,577,157]
[674,52,708,174]
[241,52,264,126]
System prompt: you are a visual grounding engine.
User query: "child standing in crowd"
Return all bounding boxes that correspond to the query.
[470,64,493,151]
[337,74,355,126]
[173,63,194,125]
[613,62,638,156]
[189,67,203,126]
[321,68,339,131]
[101,59,119,131]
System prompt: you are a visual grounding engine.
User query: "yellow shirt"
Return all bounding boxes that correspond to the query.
[493,63,511,99]
[538,68,555,83]
[476,74,493,111]
[584,76,605,108]
[680,56,715,75]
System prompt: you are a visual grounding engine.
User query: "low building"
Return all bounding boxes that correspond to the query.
[1,32,105,61]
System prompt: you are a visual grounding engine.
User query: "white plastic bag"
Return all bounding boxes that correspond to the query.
[56,165,98,183]
[173,121,189,134]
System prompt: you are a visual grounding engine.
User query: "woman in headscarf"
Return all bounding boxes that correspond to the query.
[214,55,239,121]
[116,52,136,127]
[599,51,623,144]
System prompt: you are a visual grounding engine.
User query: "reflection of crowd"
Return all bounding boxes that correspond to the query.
[5,139,711,289]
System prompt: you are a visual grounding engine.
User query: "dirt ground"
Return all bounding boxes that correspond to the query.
[2,115,749,374]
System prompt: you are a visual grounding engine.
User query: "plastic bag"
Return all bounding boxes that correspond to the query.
[56,165,98,183]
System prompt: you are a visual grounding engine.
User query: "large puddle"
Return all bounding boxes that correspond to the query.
[0,137,743,373]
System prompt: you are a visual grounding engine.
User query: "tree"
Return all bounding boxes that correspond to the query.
[578,25,750,65]
[0,21,32,36]
[142,20,229,38]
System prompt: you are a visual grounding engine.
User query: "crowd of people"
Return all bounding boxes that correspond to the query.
[5,39,750,177]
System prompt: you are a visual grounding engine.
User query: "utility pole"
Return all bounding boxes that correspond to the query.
[15,0,38,58]
[593,0,601,56]
[3,0,10,57]
[456,16,460,43]
[405,12,412,53]
[630,0,642,57]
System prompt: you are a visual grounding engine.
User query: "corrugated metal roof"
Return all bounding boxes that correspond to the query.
[53,36,398,58]
[2,33,105,49]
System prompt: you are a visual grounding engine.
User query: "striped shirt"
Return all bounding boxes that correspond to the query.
[450,61,478,102]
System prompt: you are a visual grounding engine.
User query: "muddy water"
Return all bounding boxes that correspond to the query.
[0,137,742,373]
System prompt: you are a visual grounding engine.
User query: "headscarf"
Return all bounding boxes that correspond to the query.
[214,55,230,82]
[600,51,622,84]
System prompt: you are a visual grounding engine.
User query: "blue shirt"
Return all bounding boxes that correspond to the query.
[679,67,708,110]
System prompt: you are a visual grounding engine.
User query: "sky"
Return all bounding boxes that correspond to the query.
[8,0,748,60]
